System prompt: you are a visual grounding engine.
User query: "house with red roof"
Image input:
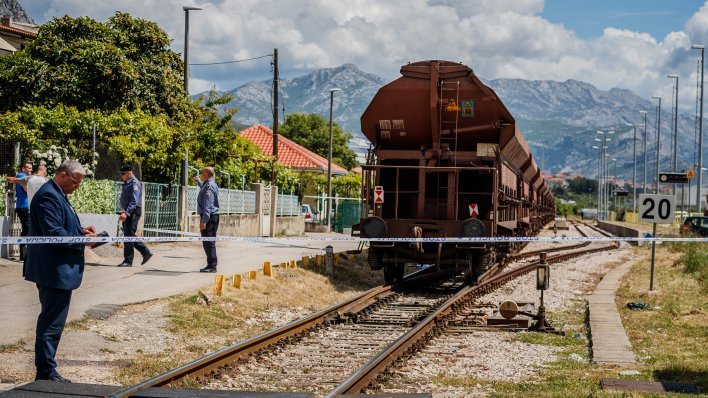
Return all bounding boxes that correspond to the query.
[240,124,348,176]
[0,17,37,56]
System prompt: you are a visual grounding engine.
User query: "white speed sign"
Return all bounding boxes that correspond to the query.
[638,194,676,224]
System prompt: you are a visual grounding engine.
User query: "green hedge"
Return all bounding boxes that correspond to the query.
[0,177,115,215]
[69,179,116,214]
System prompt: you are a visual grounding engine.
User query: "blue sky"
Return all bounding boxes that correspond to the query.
[541,0,704,40]
[15,0,708,111]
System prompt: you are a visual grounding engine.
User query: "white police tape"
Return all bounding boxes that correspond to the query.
[1,235,707,245]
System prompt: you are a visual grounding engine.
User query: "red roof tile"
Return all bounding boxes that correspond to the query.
[240,125,348,175]
[0,24,36,38]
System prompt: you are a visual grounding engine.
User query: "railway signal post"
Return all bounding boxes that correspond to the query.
[638,194,676,291]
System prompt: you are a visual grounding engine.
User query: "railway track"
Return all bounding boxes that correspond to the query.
[330,227,617,395]
[110,224,617,397]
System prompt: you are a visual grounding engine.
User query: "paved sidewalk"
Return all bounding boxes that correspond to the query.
[0,233,359,346]
[588,262,636,364]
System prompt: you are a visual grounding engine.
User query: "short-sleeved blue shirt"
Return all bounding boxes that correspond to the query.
[15,172,28,209]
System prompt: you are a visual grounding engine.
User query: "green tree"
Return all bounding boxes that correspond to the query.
[279,113,358,170]
[0,13,190,119]
[567,176,597,195]
[0,14,253,183]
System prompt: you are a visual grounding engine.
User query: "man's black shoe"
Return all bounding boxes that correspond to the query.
[141,253,153,265]
[200,266,216,273]
[46,374,71,383]
[117,262,132,267]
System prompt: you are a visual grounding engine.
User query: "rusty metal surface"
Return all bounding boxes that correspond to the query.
[361,60,513,151]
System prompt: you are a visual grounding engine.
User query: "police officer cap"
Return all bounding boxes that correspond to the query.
[120,164,133,173]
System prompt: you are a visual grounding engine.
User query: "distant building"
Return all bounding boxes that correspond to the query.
[0,16,37,56]
[239,124,348,176]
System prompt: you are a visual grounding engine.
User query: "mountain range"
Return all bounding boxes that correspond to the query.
[210,63,702,183]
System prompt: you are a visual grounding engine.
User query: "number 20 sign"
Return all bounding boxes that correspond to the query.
[638,194,676,224]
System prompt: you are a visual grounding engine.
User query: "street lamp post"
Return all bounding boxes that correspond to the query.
[640,111,648,194]
[593,143,602,218]
[326,88,342,232]
[692,44,704,213]
[183,6,202,92]
[652,96,662,193]
[668,74,679,197]
[181,5,201,194]
[626,123,639,216]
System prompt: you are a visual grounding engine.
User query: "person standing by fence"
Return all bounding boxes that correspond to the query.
[196,166,219,273]
[7,165,48,206]
[117,165,153,267]
[14,161,32,261]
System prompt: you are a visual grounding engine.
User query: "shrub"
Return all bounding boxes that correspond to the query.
[684,243,708,291]
[69,179,116,214]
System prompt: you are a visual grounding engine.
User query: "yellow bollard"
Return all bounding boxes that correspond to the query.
[213,274,225,296]
[279,261,287,269]
[316,254,324,267]
[289,260,297,269]
[249,270,257,280]
[232,274,242,288]
[263,261,272,276]
[302,256,310,267]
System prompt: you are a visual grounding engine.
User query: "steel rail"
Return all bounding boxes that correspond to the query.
[326,243,618,396]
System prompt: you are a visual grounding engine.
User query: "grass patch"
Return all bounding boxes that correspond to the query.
[0,339,25,354]
[65,315,94,331]
[616,245,707,391]
[481,244,706,397]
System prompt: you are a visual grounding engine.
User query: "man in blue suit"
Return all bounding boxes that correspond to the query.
[23,160,96,383]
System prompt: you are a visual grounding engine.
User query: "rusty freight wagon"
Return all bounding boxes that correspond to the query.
[354,60,555,283]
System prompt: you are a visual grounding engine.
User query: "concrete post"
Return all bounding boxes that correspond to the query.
[269,186,278,237]
[253,183,264,237]
[325,245,334,277]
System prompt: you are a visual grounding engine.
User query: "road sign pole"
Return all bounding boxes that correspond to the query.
[649,222,657,291]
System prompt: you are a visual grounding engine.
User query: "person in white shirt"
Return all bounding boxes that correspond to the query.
[7,165,49,206]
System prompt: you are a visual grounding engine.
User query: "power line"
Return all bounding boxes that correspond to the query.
[190,54,273,66]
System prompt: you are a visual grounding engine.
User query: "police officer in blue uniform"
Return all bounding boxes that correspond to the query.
[196,166,219,272]
[117,165,153,267]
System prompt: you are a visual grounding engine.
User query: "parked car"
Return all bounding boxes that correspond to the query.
[680,216,708,236]
[302,204,317,223]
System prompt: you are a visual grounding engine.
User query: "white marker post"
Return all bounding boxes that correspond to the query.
[638,194,676,290]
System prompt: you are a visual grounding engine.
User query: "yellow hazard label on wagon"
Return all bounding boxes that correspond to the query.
[461,100,475,118]
[445,99,460,111]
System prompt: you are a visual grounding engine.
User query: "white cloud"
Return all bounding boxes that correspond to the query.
[30,0,708,111]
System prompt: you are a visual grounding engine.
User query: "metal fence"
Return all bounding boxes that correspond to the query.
[277,192,300,216]
[143,183,179,235]
[186,186,257,214]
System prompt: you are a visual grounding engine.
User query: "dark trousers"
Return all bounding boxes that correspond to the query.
[123,210,150,264]
[16,208,29,260]
[200,214,219,268]
[35,285,72,380]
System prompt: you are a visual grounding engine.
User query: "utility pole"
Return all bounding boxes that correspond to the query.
[272,48,279,160]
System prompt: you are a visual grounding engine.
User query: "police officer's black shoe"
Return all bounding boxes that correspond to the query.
[200,266,216,273]
[117,262,132,267]
[141,253,153,265]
